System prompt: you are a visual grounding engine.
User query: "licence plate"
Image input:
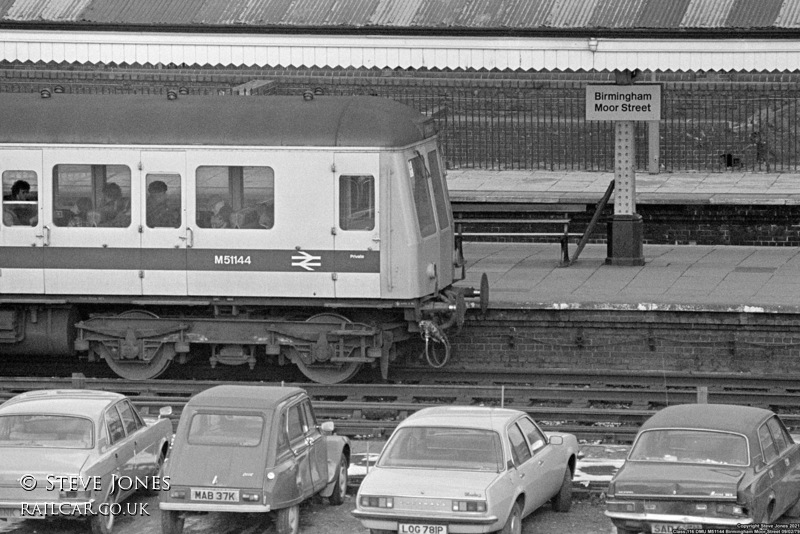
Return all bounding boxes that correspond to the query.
[651,524,701,533]
[399,524,447,534]
[190,488,240,502]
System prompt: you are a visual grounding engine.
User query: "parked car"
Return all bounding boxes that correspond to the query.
[159,384,350,534]
[352,405,578,534]
[0,388,172,534]
[605,403,800,533]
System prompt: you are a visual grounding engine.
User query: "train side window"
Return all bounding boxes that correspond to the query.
[52,164,131,228]
[195,166,274,230]
[2,170,38,227]
[146,173,181,228]
[427,150,450,230]
[339,175,375,231]
[408,154,436,238]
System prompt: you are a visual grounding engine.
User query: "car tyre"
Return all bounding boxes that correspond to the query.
[160,510,185,534]
[329,452,348,505]
[148,450,167,495]
[552,467,573,512]
[275,504,300,534]
[90,489,117,534]
[498,501,522,534]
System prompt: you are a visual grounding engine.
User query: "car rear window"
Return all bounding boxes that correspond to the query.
[629,429,748,466]
[187,413,265,447]
[0,414,93,449]
[378,427,503,471]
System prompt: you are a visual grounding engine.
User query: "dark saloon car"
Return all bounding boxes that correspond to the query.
[605,404,800,533]
[159,385,350,534]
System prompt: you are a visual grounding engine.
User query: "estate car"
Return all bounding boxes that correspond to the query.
[159,385,350,534]
[606,403,800,533]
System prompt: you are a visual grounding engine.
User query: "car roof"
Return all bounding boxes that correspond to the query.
[186,385,306,410]
[0,389,124,419]
[640,404,774,434]
[398,406,526,433]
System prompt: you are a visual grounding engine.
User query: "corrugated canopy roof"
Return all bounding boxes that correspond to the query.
[2,0,800,30]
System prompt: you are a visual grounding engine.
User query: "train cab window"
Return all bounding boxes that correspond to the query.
[195,166,274,230]
[427,150,450,230]
[339,175,375,231]
[2,171,38,227]
[146,174,181,228]
[52,164,131,228]
[408,154,437,238]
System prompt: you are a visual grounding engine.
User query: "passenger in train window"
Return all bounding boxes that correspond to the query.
[67,197,97,227]
[146,180,180,228]
[210,200,232,229]
[3,180,37,226]
[257,201,274,229]
[98,183,130,227]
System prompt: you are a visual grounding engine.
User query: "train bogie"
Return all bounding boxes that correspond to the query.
[0,92,483,382]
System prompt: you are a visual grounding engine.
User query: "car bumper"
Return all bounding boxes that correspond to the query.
[159,502,271,513]
[352,509,501,533]
[605,510,754,527]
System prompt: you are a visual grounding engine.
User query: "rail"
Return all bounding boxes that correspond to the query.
[2,372,800,443]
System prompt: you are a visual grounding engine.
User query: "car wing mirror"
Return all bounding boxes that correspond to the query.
[548,435,563,445]
[320,421,335,433]
[159,406,173,419]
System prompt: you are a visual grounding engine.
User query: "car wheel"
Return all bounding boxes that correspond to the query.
[275,504,300,534]
[90,489,117,534]
[498,501,522,534]
[552,467,573,512]
[329,452,348,505]
[149,451,167,495]
[160,510,185,534]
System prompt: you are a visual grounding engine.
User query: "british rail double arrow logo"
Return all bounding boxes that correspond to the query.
[291,251,322,271]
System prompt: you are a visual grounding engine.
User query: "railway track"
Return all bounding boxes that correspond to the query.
[3,370,800,443]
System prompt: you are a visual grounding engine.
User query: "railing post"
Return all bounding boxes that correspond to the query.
[696,386,708,404]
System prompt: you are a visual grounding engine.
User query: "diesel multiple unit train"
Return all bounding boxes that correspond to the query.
[0,91,486,383]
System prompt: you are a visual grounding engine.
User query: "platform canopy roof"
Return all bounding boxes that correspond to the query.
[1,0,799,72]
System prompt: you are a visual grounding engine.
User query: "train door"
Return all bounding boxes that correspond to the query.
[185,150,336,298]
[407,149,443,297]
[140,151,187,296]
[0,150,44,294]
[332,152,380,299]
[42,149,142,295]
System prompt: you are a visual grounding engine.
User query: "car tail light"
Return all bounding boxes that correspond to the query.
[452,500,487,512]
[716,503,745,516]
[242,492,260,502]
[360,496,393,508]
[607,501,636,513]
[170,489,187,499]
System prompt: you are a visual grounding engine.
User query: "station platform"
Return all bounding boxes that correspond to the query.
[447,169,800,205]
[449,169,800,314]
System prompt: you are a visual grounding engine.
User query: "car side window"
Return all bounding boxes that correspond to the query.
[116,401,140,435]
[301,401,318,435]
[517,417,547,453]
[758,423,779,464]
[287,404,305,444]
[276,412,290,455]
[508,423,532,465]
[766,417,791,454]
[106,408,126,445]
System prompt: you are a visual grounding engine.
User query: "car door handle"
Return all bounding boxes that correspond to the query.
[538,460,544,466]
[786,458,791,467]
[518,472,525,479]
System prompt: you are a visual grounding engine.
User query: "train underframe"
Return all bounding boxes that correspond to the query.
[0,279,487,384]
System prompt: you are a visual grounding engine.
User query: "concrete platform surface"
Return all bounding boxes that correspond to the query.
[463,242,800,313]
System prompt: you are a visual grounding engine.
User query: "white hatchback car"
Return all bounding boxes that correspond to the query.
[352,406,578,534]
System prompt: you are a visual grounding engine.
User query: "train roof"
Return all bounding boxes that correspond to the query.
[0,93,436,149]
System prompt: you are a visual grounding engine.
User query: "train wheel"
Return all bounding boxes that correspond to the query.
[291,313,363,384]
[98,310,174,381]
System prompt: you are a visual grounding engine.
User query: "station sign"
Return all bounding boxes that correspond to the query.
[585,84,661,121]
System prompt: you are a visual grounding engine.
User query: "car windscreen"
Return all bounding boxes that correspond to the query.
[629,429,749,466]
[378,426,504,471]
[0,414,93,449]
[187,412,265,447]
